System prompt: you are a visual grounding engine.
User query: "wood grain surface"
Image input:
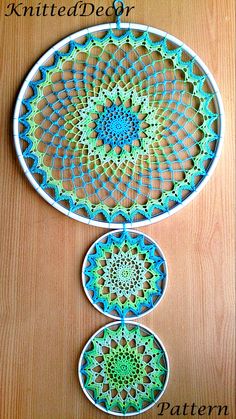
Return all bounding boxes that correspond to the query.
[0,0,235,418]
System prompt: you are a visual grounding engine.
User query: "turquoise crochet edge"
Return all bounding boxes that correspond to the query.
[83,230,166,319]
[79,322,169,415]
[18,28,221,224]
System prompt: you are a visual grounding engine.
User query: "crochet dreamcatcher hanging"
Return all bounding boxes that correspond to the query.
[14,0,224,415]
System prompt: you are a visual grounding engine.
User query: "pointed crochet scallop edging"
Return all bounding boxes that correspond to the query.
[15,24,224,227]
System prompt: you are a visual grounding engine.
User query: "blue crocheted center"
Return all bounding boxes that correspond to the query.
[95,104,140,147]
[17,28,221,225]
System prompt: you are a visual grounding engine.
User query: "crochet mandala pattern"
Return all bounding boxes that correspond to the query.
[83,230,166,319]
[17,27,221,225]
[79,322,168,415]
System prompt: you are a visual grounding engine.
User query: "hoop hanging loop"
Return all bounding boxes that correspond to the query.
[113,0,125,28]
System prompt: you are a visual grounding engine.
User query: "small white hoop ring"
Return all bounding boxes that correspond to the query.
[82,229,168,320]
[78,320,170,416]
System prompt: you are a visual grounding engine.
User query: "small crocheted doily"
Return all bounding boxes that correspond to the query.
[79,322,169,415]
[82,230,167,319]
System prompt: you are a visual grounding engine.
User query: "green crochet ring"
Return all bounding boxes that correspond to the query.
[82,229,167,319]
[79,321,169,416]
[14,24,224,228]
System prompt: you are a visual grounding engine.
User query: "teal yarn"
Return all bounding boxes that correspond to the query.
[16,26,222,226]
[83,230,167,319]
[79,322,169,415]
[95,104,140,148]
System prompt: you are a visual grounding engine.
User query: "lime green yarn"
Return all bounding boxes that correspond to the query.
[80,322,168,414]
[84,230,166,318]
[19,28,221,224]
[77,86,157,164]
[104,345,145,391]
